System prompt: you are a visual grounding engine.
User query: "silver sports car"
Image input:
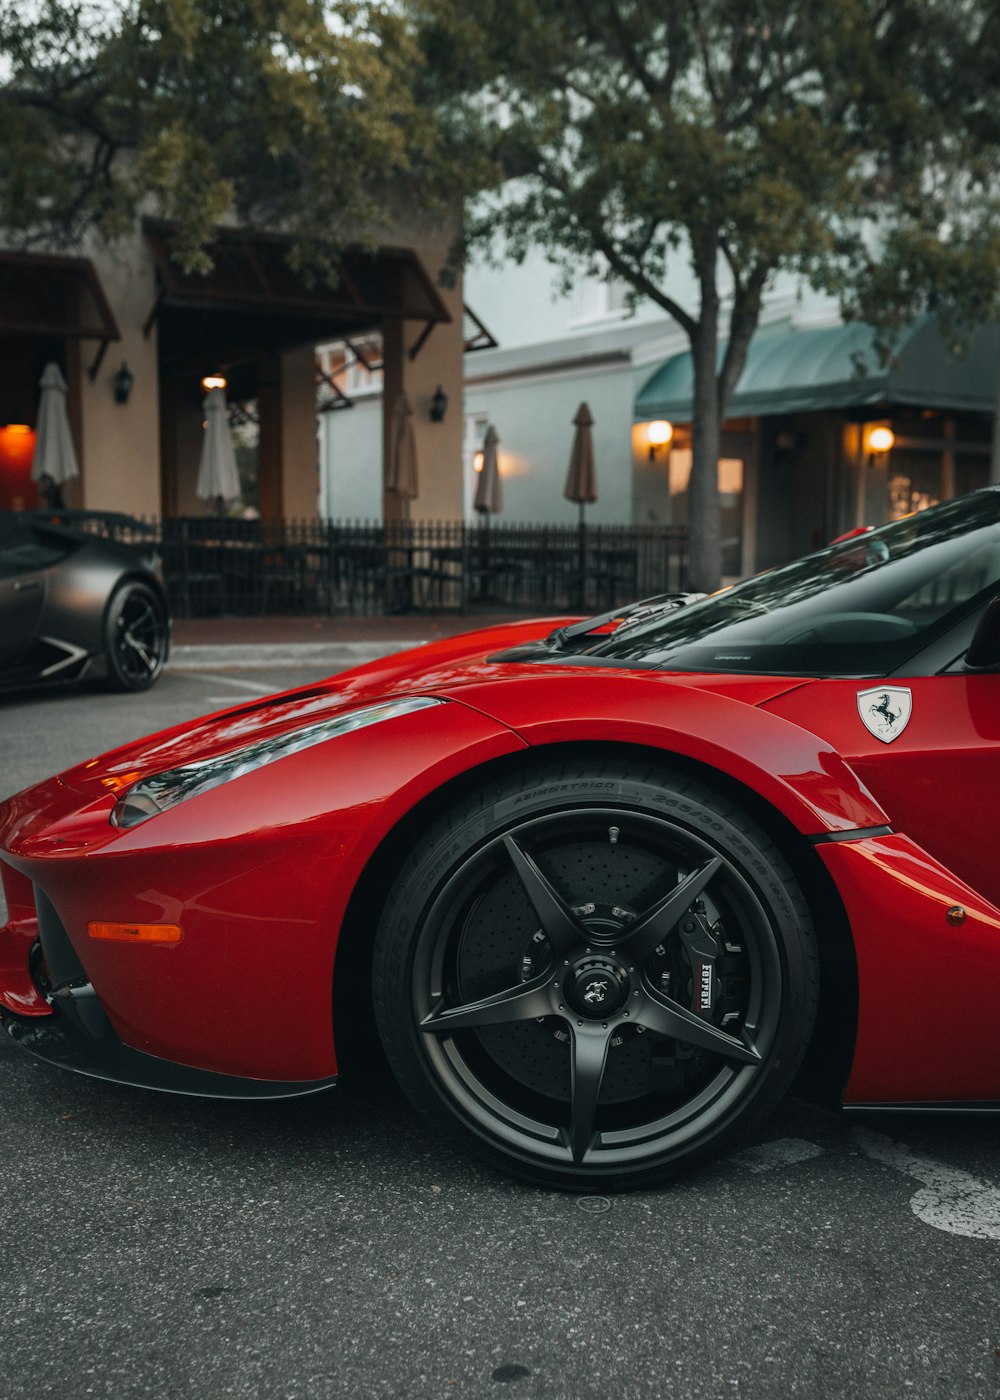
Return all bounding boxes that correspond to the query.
[0,513,170,692]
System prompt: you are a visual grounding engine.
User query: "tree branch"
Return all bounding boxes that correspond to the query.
[718,261,770,411]
[536,156,697,336]
[601,0,663,101]
[689,0,721,109]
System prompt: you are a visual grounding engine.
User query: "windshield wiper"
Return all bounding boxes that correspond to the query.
[545,593,704,652]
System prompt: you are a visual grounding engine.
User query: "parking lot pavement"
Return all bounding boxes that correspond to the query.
[2,667,1000,1400]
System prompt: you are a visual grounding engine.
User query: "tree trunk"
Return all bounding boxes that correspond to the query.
[687,322,722,592]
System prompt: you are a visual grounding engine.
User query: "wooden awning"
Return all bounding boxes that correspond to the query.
[143,221,451,365]
[0,251,120,378]
[463,304,498,353]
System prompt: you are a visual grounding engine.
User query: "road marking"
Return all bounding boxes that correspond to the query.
[576,1196,612,1213]
[730,1137,824,1173]
[856,1128,1000,1240]
[196,673,275,695]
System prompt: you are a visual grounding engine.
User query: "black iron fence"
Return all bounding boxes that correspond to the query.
[34,511,689,617]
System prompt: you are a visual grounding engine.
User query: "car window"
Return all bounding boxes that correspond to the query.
[0,522,76,579]
[587,489,1000,676]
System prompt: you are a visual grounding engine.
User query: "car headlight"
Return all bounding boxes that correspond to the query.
[110,695,444,830]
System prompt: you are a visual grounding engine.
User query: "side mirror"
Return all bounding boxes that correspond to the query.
[965,595,1000,670]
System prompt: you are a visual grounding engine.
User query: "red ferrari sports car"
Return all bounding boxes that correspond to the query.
[2,488,1000,1190]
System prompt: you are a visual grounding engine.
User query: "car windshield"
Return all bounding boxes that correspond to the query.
[585,488,1000,676]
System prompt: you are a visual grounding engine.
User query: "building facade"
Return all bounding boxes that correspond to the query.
[0,220,466,526]
[320,244,1000,580]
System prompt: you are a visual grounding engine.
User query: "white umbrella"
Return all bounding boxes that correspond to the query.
[196,387,242,507]
[31,362,79,498]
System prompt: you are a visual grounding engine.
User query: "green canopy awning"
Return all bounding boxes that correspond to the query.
[635,316,1000,422]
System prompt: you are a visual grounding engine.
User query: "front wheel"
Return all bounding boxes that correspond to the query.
[104,581,169,691]
[373,761,818,1191]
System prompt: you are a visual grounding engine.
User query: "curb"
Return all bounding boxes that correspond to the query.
[168,639,425,671]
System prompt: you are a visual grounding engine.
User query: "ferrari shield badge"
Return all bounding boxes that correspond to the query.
[857,686,912,743]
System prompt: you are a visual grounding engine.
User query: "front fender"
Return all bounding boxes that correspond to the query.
[445,671,889,837]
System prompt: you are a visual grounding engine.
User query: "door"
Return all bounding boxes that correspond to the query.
[0,521,53,668]
[764,674,1000,909]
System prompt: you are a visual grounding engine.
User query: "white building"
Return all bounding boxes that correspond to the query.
[319,245,1000,579]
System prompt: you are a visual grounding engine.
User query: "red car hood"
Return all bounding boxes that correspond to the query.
[49,616,808,801]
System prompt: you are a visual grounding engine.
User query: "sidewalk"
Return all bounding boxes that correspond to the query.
[168,611,527,670]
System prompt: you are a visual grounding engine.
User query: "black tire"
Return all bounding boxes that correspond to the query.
[104,581,168,691]
[373,759,818,1191]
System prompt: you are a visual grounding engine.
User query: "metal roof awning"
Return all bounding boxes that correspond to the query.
[0,251,121,379]
[635,316,1000,422]
[143,221,451,369]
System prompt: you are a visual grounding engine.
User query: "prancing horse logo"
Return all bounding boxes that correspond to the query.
[857,686,912,743]
[584,979,610,1005]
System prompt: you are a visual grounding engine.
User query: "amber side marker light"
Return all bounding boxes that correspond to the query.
[101,770,142,792]
[88,921,182,944]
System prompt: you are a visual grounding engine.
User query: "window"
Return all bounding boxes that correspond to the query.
[569,271,629,325]
[316,336,384,406]
[585,490,1000,677]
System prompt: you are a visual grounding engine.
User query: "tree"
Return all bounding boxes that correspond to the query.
[414,0,1000,591]
[0,0,439,276]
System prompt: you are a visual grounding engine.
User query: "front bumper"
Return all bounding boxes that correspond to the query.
[0,879,337,1099]
[0,696,527,1090]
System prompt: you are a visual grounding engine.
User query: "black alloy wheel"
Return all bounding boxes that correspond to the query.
[373,761,818,1191]
[104,581,168,691]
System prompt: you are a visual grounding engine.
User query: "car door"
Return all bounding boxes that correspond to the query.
[762,673,1000,910]
[0,521,50,669]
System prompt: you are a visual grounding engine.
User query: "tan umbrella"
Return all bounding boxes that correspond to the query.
[564,402,597,520]
[474,424,502,515]
[196,386,241,508]
[31,362,79,505]
[564,402,598,611]
[387,393,419,500]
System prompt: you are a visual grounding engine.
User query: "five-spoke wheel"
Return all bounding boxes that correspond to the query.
[104,582,169,691]
[374,763,818,1190]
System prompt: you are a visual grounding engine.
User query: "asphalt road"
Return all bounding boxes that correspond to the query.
[2,660,1000,1400]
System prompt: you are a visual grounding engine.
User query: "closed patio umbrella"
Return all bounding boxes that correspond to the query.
[196,386,242,509]
[31,362,79,506]
[474,424,502,516]
[564,402,597,610]
[386,393,419,500]
[564,402,597,523]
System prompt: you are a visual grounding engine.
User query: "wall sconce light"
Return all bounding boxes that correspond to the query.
[646,419,673,460]
[864,424,895,458]
[112,362,135,405]
[201,374,228,392]
[430,385,448,422]
[472,450,485,473]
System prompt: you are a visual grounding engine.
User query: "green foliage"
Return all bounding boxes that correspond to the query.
[419,0,999,330]
[0,0,439,273]
[413,0,1000,585]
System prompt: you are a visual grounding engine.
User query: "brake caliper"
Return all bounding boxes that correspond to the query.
[675,903,721,1018]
